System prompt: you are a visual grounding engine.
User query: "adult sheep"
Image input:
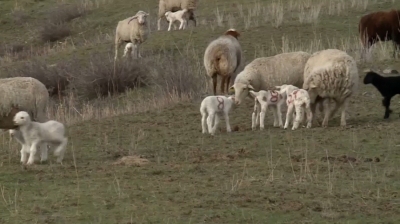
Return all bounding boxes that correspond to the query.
[158,0,197,31]
[229,51,311,105]
[302,49,359,127]
[358,9,400,59]
[114,10,150,61]
[204,29,242,95]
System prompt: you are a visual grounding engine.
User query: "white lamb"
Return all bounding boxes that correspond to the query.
[123,43,134,58]
[275,84,313,130]
[200,95,235,135]
[13,111,68,165]
[9,129,48,163]
[249,90,287,130]
[165,9,189,31]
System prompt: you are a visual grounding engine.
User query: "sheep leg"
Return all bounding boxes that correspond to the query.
[179,19,184,30]
[26,142,39,165]
[226,76,231,93]
[260,106,267,130]
[114,37,122,61]
[201,112,208,134]
[20,144,29,164]
[220,76,226,94]
[284,104,294,129]
[54,138,68,164]
[322,100,332,128]
[292,105,303,130]
[382,96,393,119]
[277,104,283,128]
[207,113,215,134]
[40,143,49,162]
[211,114,220,135]
[224,112,231,133]
[306,103,313,128]
[212,75,217,95]
[251,104,258,131]
[157,17,162,31]
[339,98,350,127]
[167,21,172,31]
[271,106,279,128]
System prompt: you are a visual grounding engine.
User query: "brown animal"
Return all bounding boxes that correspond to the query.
[358,9,400,58]
[0,107,21,129]
[203,29,242,95]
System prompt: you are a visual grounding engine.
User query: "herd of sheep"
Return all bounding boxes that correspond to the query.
[0,1,399,165]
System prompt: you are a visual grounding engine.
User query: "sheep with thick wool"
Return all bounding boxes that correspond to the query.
[204,29,242,95]
[200,95,235,135]
[230,51,311,105]
[275,84,313,130]
[13,111,68,165]
[249,90,287,130]
[165,9,190,31]
[114,10,150,60]
[303,49,359,127]
[158,0,197,31]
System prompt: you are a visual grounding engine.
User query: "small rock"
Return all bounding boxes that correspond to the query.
[233,125,239,132]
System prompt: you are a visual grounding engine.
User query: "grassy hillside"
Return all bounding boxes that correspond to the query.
[0,0,400,223]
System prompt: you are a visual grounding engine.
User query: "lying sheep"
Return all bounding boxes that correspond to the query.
[363,71,400,119]
[114,10,150,60]
[249,90,286,130]
[276,84,312,130]
[165,9,190,31]
[200,95,235,135]
[230,51,311,105]
[303,49,359,127]
[204,29,242,95]
[13,111,68,165]
[158,0,197,31]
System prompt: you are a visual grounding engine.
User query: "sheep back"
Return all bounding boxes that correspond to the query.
[204,35,242,78]
[116,16,149,44]
[158,0,197,18]
[235,51,311,91]
[0,77,49,128]
[303,49,359,101]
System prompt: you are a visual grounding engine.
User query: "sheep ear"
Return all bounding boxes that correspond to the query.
[229,85,235,93]
[247,85,254,91]
[249,90,257,98]
[131,15,138,19]
[309,83,317,89]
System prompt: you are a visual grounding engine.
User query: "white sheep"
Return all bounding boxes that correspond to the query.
[165,9,190,31]
[200,95,235,135]
[275,84,313,130]
[158,0,197,31]
[123,43,134,58]
[204,29,242,95]
[13,111,68,165]
[229,51,311,105]
[114,10,150,60]
[9,129,48,163]
[303,49,359,127]
[249,90,287,130]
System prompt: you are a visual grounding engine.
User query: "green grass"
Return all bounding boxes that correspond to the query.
[0,0,400,223]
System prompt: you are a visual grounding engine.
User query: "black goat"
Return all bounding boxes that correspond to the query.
[363,71,400,119]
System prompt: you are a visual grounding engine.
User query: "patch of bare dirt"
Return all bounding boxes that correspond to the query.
[112,155,150,167]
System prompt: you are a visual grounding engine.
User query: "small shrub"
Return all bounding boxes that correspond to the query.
[70,53,150,99]
[10,9,28,25]
[38,22,71,42]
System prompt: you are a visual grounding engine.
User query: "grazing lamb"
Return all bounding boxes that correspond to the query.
[165,9,190,31]
[230,51,311,105]
[358,10,400,59]
[200,95,235,135]
[204,29,242,95]
[114,10,150,60]
[363,71,400,119]
[249,90,287,130]
[275,84,312,130]
[13,111,68,165]
[303,49,359,127]
[158,0,197,31]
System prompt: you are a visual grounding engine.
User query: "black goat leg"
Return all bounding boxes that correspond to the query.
[382,96,393,119]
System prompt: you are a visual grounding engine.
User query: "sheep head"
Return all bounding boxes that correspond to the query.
[133,11,150,25]
[230,83,254,105]
[13,111,31,126]
[363,72,379,84]
[224,28,240,39]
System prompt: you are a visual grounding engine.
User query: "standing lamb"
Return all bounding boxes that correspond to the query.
[200,95,235,135]
[204,29,242,95]
[13,111,68,165]
[275,84,313,130]
[229,51,311,105]
[249,90,287,130]
[114,10,150,61]
[165,9,190,31]
[302,49,359,127]
[9,129,48,163]
[158,0,197,31]
[123,43,134,58]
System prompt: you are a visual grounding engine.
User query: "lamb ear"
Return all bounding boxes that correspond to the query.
[229,85,235,93]
[247,85,255,91]
[249,90,257,98]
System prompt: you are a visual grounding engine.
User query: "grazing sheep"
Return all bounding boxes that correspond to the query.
[114,10,150,61]
[358,10,400,59]
[275,84,312,130]
[363,71,400,119]
[230,51,311,105]
[123,43,134,58]
[204,29,242,95]
[303,49,359,127]
[13,111,68,165]
[200,95,235,135]
[158,0,197,31]
[249,90,287,130]
[165,9,190,31]
[9,129,48,163]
